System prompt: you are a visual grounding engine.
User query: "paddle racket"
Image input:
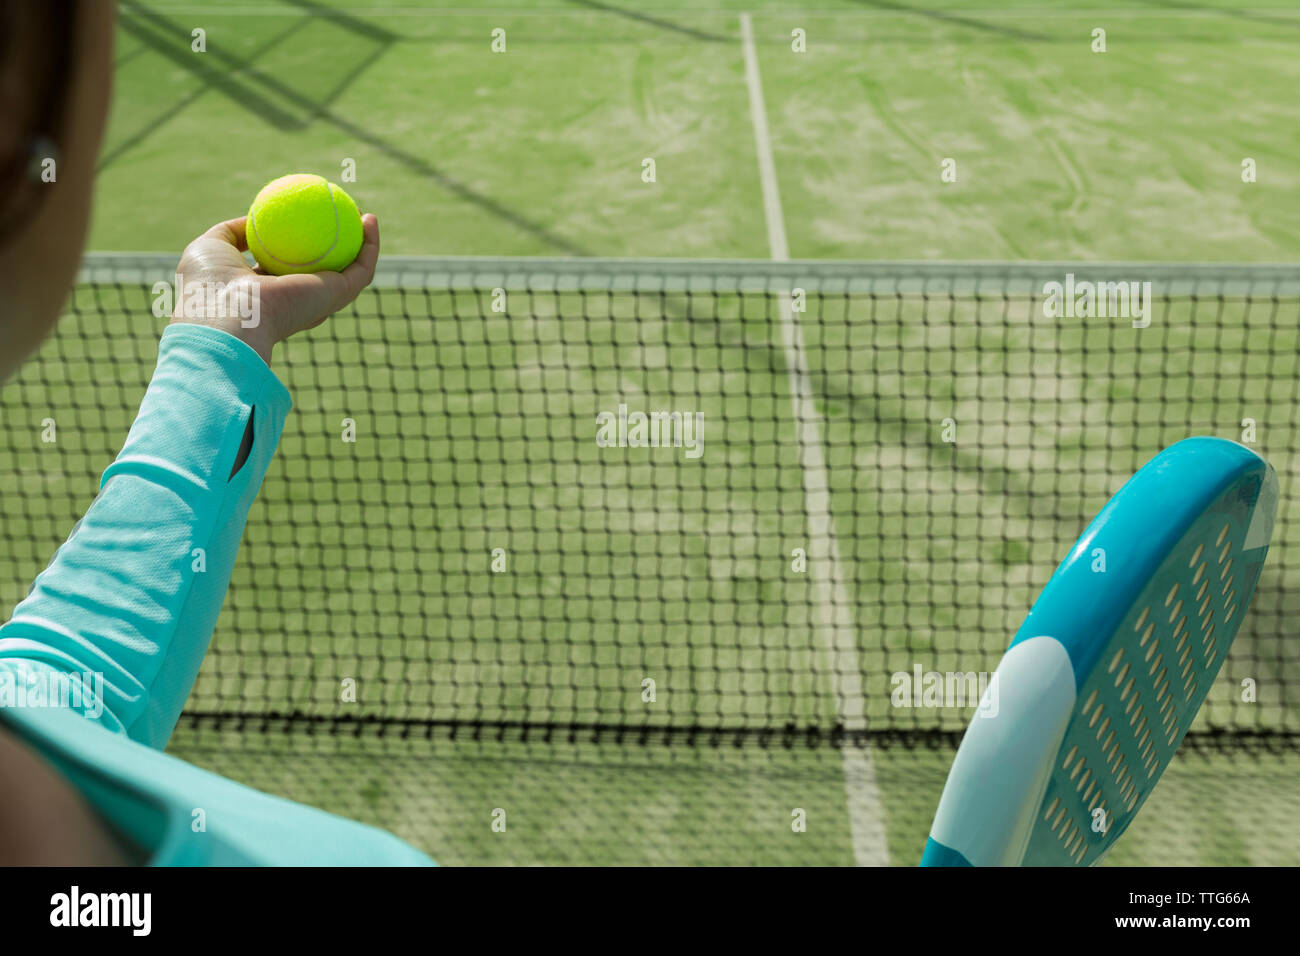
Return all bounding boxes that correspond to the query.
[921,436,1277,866]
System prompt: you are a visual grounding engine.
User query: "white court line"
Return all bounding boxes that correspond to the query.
[740,13,788,261]
[740,12,888,867]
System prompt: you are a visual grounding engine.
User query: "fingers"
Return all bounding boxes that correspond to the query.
[197,217,250,252]
[337,213,381,298]
[174,216,257,286]
[295,213,380,315]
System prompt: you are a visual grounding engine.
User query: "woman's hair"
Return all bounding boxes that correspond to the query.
[0,0,79,245]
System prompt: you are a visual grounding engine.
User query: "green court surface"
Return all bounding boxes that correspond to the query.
[6,259,1298,865]
[3,1,1300,864]
[98,0,1299,261]
[166,727,1300,866]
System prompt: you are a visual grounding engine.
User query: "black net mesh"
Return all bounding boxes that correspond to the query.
[2,256,1297,864]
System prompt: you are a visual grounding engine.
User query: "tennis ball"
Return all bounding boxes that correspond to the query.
[245,173,363,275]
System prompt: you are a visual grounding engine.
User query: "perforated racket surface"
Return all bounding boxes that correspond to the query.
[921,437,1277,866]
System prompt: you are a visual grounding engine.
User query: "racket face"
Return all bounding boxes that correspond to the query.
[922,437,1276,867]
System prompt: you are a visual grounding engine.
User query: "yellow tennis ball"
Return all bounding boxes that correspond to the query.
[246,173,363,275]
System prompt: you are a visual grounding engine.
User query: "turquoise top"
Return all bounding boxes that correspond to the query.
[0,324,434,866]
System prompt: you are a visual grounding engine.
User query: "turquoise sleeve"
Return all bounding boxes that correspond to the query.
[0,324,435,865]
[0,701,435,866]
[0,323,286,749]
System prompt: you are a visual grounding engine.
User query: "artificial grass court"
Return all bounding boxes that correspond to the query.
[97,0,1298,262]
[7,258,1297,866]
[169,727,1300,866]
[2,1,1298,864]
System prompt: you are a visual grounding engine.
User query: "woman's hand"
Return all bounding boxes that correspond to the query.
[170,213,379,366]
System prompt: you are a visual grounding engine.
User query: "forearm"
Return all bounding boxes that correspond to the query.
[0,324,291,749]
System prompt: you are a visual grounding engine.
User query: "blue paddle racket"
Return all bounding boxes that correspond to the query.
[921,437,1277,866]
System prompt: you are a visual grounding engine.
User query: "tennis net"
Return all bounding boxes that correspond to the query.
[2,256,1298,748]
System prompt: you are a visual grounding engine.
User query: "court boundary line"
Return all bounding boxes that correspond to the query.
[740,11,888,867]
